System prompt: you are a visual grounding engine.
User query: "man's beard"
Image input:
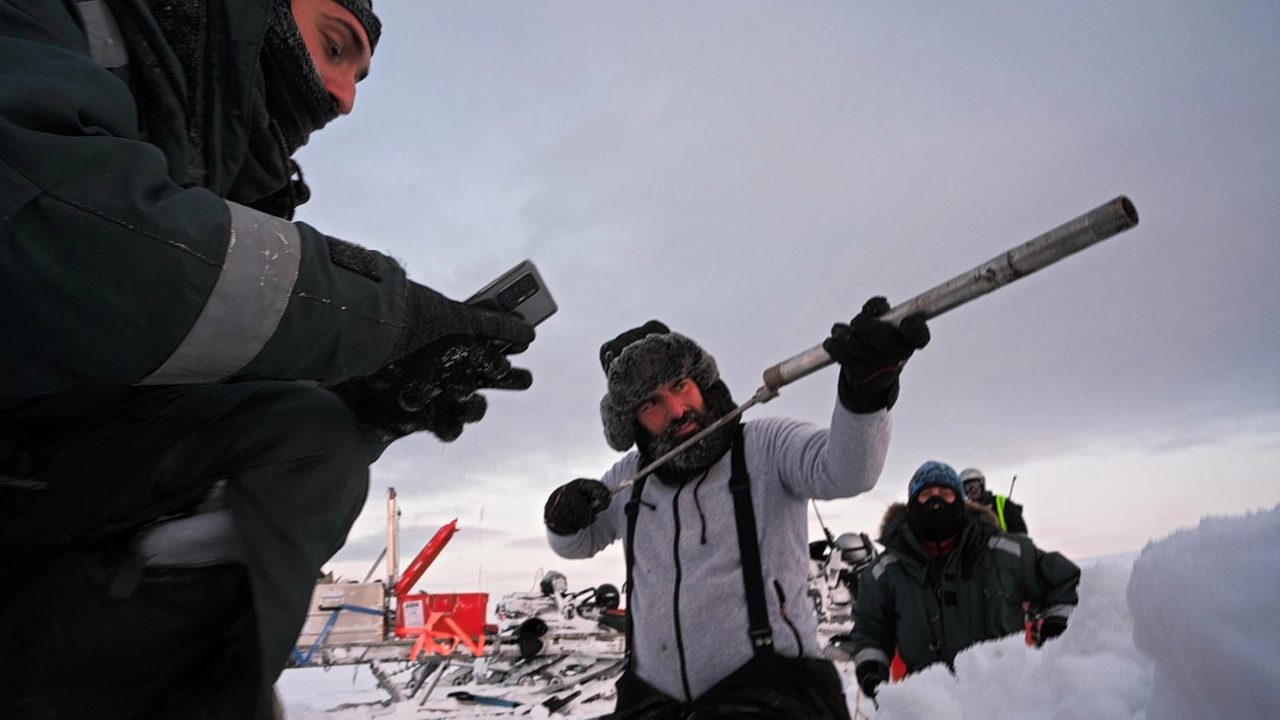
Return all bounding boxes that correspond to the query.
[636,380,737,482]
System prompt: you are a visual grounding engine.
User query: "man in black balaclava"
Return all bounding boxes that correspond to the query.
[1,2,537,718]
[542,300,931,720]
[848,462,1081,701]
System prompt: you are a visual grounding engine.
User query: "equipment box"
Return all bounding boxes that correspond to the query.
[395,592,488,640]
[297,582,386,646]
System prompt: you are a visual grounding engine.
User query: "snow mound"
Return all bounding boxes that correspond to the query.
[871,563,1151,720]
[870,506,1279,720]
[284,507,1280,718]
[1128,505,1280,720]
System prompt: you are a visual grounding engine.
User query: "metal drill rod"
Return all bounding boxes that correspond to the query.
[611,196,1139,495]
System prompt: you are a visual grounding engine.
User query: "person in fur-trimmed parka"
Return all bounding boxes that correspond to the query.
[543,299,930,720]
[849,461,1080,700]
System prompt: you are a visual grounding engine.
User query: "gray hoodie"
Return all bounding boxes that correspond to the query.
[547,403,890,701]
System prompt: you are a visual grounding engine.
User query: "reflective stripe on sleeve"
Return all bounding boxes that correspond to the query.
[853,647,890,667]
[871,554,898,580]
[987,535,1023,558]
[76,1,129,68]
[995,494,1009,531]
[138,202,301,385]
[1042,604,1074,619]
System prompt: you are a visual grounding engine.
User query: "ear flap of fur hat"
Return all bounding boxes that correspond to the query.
[599,325,719,452]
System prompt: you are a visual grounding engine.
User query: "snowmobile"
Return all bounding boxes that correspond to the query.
[283,489,628,716]
[808,530,879,627]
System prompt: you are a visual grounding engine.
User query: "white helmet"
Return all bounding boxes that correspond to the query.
[959,468,986,497]
[835,532,875,565]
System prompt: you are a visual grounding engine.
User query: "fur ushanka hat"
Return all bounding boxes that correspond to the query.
[598,321,719,452]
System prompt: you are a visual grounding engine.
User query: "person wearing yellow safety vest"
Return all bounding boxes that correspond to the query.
[959,468,1028,534]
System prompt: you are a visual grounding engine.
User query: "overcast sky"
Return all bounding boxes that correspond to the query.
[292,0,1279,599]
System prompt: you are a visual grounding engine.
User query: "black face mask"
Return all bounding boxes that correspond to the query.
[907,495,967,542]
[261,1,339,156]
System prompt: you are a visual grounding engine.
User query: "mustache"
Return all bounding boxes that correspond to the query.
[660,410,704,439]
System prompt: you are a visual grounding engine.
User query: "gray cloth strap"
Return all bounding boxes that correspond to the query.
[139,202,301,385]
[135,481,245,567]
[987,535,1023,558]
[1041,603,1075,620]
[853,647,890,667]
[75,1,128,68]
[136,509,245,567]
[870,553,898,580]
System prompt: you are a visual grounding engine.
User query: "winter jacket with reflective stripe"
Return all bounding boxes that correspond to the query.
[0,0,406,413]
[548,404,890,702]
[850,503,1080,674]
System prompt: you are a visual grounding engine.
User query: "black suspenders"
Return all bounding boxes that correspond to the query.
[728,424,775,654]
[621,423,775,666]
[623,475,648,665]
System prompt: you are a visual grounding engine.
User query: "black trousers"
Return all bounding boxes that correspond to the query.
[1,382,384,719]
[609,653,853,720]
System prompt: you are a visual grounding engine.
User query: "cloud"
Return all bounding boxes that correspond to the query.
[295,0,1280,598]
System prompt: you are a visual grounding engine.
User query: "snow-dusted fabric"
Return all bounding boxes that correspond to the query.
[548,404,891,701]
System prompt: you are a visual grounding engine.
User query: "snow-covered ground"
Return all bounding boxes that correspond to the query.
[279,505,1280,719]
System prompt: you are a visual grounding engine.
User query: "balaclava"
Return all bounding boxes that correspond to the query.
[246,0,381,215]
[332,0,382,48]
[260,0,340,156]
[262,0,382,154]
[599,322,737,482]
[906,461,968,543]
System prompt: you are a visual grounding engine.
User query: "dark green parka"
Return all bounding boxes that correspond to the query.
[0,2,403,714]
[0,0,407,419]
[850,502,1080,674]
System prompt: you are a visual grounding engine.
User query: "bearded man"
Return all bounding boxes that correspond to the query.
[543,299,929,720]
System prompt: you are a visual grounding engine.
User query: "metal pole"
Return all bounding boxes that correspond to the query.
[761,196,1138,390]
[612,196,1138,494]
[361,547,387,585]
[386,488,399,590]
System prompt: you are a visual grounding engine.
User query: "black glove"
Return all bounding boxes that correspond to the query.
[390,281,537,363]
[544,479,612,536]
[824,296,930,413]
[1035,615,1069,646]
[333,340,531,442]
[855,660,890,699]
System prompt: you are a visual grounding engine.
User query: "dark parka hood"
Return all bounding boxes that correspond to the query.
[105,0,276,194]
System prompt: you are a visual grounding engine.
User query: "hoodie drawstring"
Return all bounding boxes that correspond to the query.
[691,470,711,544]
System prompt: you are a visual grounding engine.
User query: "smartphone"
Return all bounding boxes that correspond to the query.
[465,259,557,327]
